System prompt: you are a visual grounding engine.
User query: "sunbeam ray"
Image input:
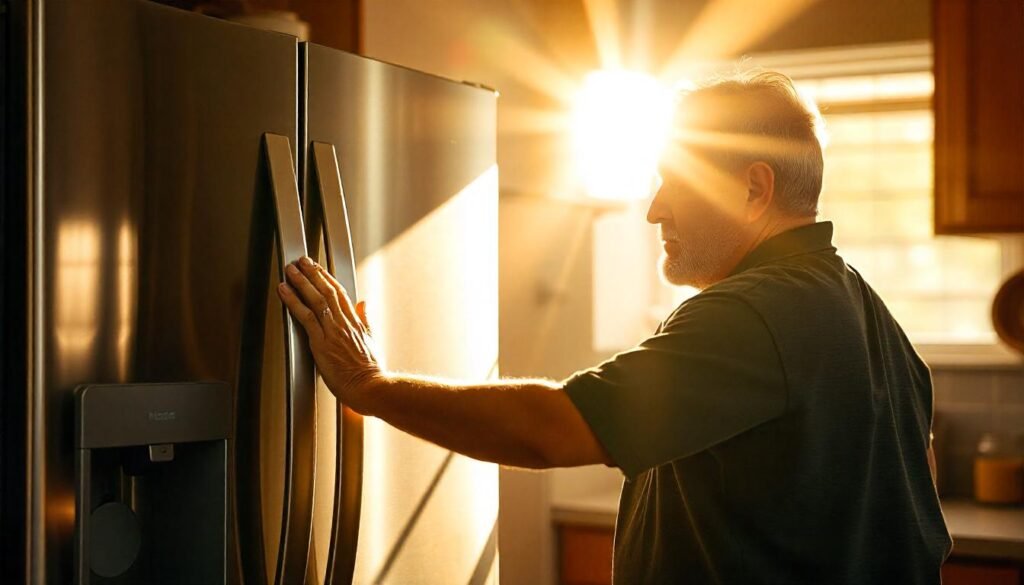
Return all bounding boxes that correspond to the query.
[677,127,823,161]
[501,104,574,136]
[475,22,580,103]
[582,0,624,69]
[660,142,746,213]
[659,0,822,82]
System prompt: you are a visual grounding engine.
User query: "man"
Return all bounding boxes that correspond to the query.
[277,71,951,584]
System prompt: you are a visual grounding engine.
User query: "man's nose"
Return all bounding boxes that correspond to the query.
[645,174,667,225]
[646,191,669,225]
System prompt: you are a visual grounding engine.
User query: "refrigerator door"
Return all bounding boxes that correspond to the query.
[36,1,310,583]
[303,44,500,585]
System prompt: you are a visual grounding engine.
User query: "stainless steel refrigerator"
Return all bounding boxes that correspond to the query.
[1,1,500,583]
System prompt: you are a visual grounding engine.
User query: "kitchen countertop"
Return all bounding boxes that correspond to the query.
[940,499,1024,561]
[552,492,1024,562]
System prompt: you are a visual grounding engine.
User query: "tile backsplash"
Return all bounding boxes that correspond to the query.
[932,366,1024,497]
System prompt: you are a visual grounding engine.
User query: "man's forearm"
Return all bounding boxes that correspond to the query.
[349,375,600,469]
[275,257,610,469]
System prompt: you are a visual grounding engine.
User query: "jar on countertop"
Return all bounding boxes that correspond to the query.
[974,432,1024,505]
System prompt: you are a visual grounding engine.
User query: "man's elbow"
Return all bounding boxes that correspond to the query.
[532,428,615,469]
[518,384,615,469]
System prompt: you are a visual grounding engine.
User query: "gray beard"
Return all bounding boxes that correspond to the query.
[659,222,745,289]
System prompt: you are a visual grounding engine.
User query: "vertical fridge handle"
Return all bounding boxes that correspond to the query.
[307,142,364,585]
[263,133,317,585]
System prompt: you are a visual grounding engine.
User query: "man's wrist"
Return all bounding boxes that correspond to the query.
[347,369,389,416]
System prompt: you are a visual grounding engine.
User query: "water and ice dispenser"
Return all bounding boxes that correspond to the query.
[74,382,231,584]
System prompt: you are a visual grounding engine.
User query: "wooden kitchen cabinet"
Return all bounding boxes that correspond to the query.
[933,0,1024,234]
[942,560,1023,585]
[558,525,614,585]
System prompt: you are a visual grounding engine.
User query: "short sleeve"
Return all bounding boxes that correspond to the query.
[563,292,787,478]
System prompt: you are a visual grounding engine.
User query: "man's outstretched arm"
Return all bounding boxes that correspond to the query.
[277,256,613,470]
[357,375,612,469]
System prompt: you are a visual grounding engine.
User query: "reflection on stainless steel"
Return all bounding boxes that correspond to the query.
[372,452,455,585]
[116,221,136,380]
[305,45,496,264]
[54,221,101,374]
[364,64,387,261]
[40,0,150,576]
[311,374,339,581]
[353,169,500,584]
[259,243,287,582]
[356,168,499,375]
[333,405,365,583]
[310,142,359,295]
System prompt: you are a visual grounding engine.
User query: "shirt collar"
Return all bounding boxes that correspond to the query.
[729,221,837,276]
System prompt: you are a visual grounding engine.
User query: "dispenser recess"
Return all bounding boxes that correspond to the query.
[74,382,231,585]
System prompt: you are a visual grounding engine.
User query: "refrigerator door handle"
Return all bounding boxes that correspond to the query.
[263,133,317,585]
[307,142,364,585]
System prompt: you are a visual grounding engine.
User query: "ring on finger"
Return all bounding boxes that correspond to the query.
[321,306,332,321]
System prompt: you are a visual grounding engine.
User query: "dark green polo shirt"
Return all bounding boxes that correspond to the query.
[564,222,951,585]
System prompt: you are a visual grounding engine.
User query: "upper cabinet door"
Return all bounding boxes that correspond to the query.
[934,0,1024,234]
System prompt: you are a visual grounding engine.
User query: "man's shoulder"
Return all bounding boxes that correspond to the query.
[663,279,771,333]
[715,251,849,306]
[666,252,857,337]
[672,263,808,317]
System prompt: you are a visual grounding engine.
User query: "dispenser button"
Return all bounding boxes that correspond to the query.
[148,443,175,463]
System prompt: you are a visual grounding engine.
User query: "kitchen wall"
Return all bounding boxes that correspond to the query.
[933,367,1024,497]
[357,1,1024,584]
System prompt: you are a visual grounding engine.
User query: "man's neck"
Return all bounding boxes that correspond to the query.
[720,214,817,280]
[744,214,817,257]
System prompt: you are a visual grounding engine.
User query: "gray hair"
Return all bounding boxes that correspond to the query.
[675,71,825,216]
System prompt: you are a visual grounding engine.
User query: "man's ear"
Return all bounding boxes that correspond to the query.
[745,161,775,223]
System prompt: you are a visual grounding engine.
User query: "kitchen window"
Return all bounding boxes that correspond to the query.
[592,43,1020,364]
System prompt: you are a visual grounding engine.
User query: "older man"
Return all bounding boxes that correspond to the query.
[278,71,951,584]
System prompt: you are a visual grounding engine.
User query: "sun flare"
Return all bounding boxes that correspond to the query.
[571,69,674,202]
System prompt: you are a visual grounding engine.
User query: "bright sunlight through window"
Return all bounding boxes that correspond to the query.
[804,73,1003,346]
[571,70,673,202]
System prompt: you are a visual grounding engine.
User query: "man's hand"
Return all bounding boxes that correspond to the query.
[277,256,381,410]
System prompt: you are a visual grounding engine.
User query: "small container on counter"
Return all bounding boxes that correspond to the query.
[974,432,1024,505]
